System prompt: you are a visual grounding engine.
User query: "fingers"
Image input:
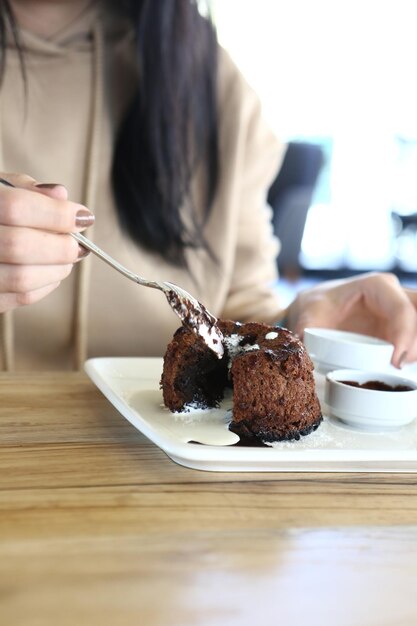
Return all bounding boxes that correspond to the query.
[0,174,94,233]
[0,263,73,294]
[382,306,416,368]
[0,227,81,264]
[392,289,417,367]
[0,173,68,200]
[0,282,62,313]
[0,172,93,314]
[358,274,417,367]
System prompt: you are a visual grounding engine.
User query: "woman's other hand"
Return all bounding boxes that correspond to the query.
[286,272,417,368]
[0,172,94,313]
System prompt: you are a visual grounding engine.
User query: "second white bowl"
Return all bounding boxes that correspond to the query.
[325,369,417,430]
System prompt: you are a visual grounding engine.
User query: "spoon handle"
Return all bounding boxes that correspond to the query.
[71,232,160,290]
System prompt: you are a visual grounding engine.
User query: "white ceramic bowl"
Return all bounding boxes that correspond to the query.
[304,328,394,374]
[325,368,417,430]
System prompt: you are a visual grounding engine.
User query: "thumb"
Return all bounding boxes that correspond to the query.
[291,299,338,340]
[0,173,68,200]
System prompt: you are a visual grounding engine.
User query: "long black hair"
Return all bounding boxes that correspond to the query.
[0,0,219,267]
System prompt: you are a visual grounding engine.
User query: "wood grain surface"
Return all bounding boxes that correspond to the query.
[1,373,417,626]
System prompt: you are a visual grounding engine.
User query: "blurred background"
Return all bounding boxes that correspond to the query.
[212,0,417,300]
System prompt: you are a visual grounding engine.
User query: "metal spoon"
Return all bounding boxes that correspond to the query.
[72,232,224,358]
[0,178,224,358]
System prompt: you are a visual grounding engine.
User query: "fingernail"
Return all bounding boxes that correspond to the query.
[398,350,408,369]
[77,245,90,260]
[35,183,62,189]
[75,209,95,227]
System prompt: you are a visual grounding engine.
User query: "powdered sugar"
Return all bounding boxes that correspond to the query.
[223,334,260,369]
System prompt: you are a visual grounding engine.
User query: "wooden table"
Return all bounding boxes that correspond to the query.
[1,373,417,626]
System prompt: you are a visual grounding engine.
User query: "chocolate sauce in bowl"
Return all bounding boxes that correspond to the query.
[340,380,414,392]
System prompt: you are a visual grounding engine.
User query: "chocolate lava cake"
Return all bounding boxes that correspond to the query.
[160,320,322,443]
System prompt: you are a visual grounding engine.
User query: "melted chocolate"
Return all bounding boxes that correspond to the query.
[340,380,414,392]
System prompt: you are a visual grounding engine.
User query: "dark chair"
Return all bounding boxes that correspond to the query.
[267,141,325,279]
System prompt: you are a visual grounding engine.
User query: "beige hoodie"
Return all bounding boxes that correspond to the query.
[0,3,284,371]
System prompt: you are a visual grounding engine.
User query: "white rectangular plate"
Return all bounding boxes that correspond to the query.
[85,357,417,472]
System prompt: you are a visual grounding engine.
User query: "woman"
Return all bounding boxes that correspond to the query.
[0,0,416,371]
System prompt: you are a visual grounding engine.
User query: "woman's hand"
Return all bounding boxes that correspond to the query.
[0,172,94,313]
[286,272,417,368]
